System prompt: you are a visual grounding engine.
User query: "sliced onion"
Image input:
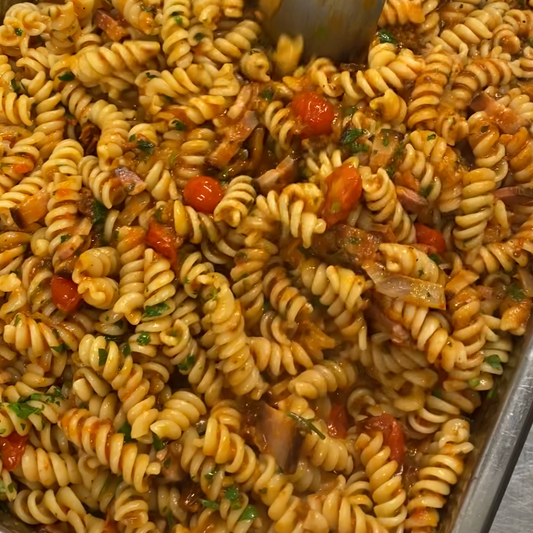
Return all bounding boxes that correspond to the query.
[375,274,446,310]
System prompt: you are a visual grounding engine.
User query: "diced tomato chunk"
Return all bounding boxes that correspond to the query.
[51,275,82,314]
[322,165,362,226]
[415,223,447,255]
[362,414,406,465]
[146,218,178,264]
[183,176,223,214]
[327,402,349,438]
[291,92,335,137]
[0,432,28,471]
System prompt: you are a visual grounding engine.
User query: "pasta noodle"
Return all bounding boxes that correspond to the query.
[0,1,529,532]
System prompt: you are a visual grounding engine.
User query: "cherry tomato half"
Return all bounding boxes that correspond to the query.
[291,92,335,137]
[327,402,349,439]
[362,414,406,465]
[0,432,28,471]
[183,176,224,214]
[415,223,447,255]
[323,165,363,227]
[51,275,83,314]
[146,218,178,264]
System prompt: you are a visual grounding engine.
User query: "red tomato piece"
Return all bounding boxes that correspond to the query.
[415,223,447,255]
[0,432,28,471]
[362,414,406,465]
[327,402,349,439]
[322,165,363,227]
[291,92,335,137]
[51,275,83,314]
[146,218,178,264]
[183,176,223,214]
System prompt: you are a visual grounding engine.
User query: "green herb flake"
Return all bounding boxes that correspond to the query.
[378,28,396,44]
[330,201,341,214]
[428,253,441,264]
[285,411,326,440]
[60,234,71,243]
[173,120,187,131]
[136,139,155,156]
[117,422,133,442]
[15,28,23,36]
[343,106,356,117]
[349,237,360,245]
[152,433,167,451]
[201,499,220,510]
[51,343,67,354]
[14,315,20,326]
[172,13,183,25]
[7,483,13,493]
[341,128,365,145]
[204,467,218,482]
[163,457,171,469]
[239,505,259,522]
[122,343,131,356]
[487,388,496,400]
[59,72,75,82]
[194,32,204,41]
[427,133,436,141]
[260,87,274,101]
[128,135,135,142]
[468,377,481,388]
[92,200,108,225]
[98,348,107,366]
[10,79,20,94]
[8,402,43,419]
[507,282,525,302]
[225,486,241,510]
[177,353,195,372]
[143,302,169,318]
[0,481,5,494]
[137,331,151,346]
[486,354,502,371]
[480,125,489,133]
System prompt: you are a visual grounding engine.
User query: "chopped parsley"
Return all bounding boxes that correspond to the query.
[194,32,204,41]
[172,12,183,25]
[480,125,489,133]
[146,72,157,79]
[143,302,169,318]
[60,234,71,243]
[427,133,436,141]
[428,253,441,264]
[10,79,20,94]
[122,343,132,356]
[350,143,369,154]
[487,388,496,400]
[201,500,220,510]
[137,139,155,156]
[58,72,75,82]
[341,128,365,145]
[343,106,356,117]
[486,354,502,371]
[260,87,274,101]
[137,332,151,346]
[204,467,218,482]
[225,486,241,510]
[173,120,187,131]
[239,505,259,521]
[507,283,525,301]
[468,377,481,388]
[117,422,133,442]
[14,28,22,36]
[177,353,195,372]
[7,401,43,419]
[378,29,395,44]
[152,433,167,451]
[51,343,68,354]
[98,348,107,366]
[285,411,326,440]
[92,200,108,225]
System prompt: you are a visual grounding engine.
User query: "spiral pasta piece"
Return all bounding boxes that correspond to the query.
[59,408,161,492]
[214,175,257,228]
